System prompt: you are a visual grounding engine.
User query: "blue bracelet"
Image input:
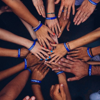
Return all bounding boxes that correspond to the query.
[88,0,98,5]
[87,47,93,58]
[46,17,57,20]
[18,49,20,58]
[89,65,92,76]
[31,79,41,83]
[64,43,70,52]
[56,71,64,75]
[34,38,38,41]
[34,23,42,32]
[27,68,32,74]
[28,41,37,51]
[24,58,27,70]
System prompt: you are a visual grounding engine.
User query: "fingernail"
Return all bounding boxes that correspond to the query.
[40,59,42,61]
[61,84,63,86]
[49,56,51,59]
[32,97,35,100]
[41,45,43,47]
[51,50,53,53]
[54,42,56,44]
[58,16,60,18]
[58,62,60,64]
[45,58,47,61]
[67,79,70,82]
[45,47,47,49]
[26,96,30,100]
[49,47,51,50]
[53,33,55,35]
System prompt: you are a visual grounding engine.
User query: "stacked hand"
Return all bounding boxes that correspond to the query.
[20,48,29,58]
[32,0,45,18]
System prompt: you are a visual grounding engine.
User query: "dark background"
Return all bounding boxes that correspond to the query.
[0,0,100,100]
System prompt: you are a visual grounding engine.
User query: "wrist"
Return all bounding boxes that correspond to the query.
[91,46,100,56]
[92,0,99,3]
[47,14,55,17]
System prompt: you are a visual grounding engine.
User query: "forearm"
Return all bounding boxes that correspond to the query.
[2,0,39,27]
[20,19,37,40]
[69,28,100,50]
[58,73,71,100]
[31,85,44,100]
[91,46,100,56]
[47,0,55,17]
[0,70,30,100]
[92,65,100,75]
[0,48,18,58]
[0,28,33,49]
[87,61,100,65]
[0,62,25,81]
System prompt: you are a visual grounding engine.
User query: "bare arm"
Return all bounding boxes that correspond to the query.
[0,70,30,100]
[2,0,39,27]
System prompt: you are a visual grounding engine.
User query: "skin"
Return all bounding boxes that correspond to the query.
[31,64,49,100]
[50,84,67,100]
[73,0,100,25]
[2,0,55,50]
[32,0,45,18]
[0,47,29,58]
[0,28,50,60]
[0,53,40,81]
[58,12,71,38]
[55,0,75,19]
[45,0,61,37]
[46,27,100,63]
[23,96,35,100]
[0,70,31,100]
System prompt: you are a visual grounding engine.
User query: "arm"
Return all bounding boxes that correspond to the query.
[58,73,71,100]
[0,70,30,100]
[0,47,29,58]
[47,27,100,63]
[0,53,40,81]
[31,64,49,100]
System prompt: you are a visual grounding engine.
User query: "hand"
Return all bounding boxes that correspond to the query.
[73,0,96,25]
[32,0,45,18]
[0,6,12,15]
[50,84,66,100]
[36,25,55,49]
[45,18,61,37]
[20,48,29,58]
[30,42,50,60]
[58,0,75,19]
[31,63,49,81]
[47,43,67,63]
[23,96,35,100]
[68,47,91,61]
[58,12,71,38]
[26,53,40,67]
[52,56,89,81]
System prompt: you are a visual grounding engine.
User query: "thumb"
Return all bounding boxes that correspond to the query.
[66,21,71,31]
[55,0,60,4]
[67,77,79,82]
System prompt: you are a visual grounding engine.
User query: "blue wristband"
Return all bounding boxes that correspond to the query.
[28,41,36,51]
[89,65,92,76]
[87,47,93,58]
[88,0,98,5]
[34,23,42,32]
[56,71,64,75]
[24,58,27,70]
[27,68,32,74]
[34,38,38,41]
[46,17,57,20]
[64,43,70,52]
[18,49,20,58]
[31,79,41,83]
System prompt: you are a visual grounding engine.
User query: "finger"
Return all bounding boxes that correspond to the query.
[23,96,30,100]
[45,63,52,68]
[30,96,35,100]
[44,38,51,49]
[68,53,78,57]
[39,64,45,71]
[41,47,50,52]
[36,63,43,69]
[67,6,71,19]
[73,10,81,22]
[82,13,91,23]
[53,84,60,93]
[64,7,67,20]
[40,50,49,58]
[38,38,42,46]
[58,26,64,38]
[37,52,46,60]
[55,25,59,36]
[72,4,75,15]
[35,6,41,15]
[55,0,60,4]
[58,5,64,18]
[48,28,55,36]
[59,84,65,97]
[39,6,42,15]
[47,35,55,43]
[59,62,73,68]
[55,56,61,63]
[50,85,55,97]
[66,21,71,31]
[34,53,41,60]
[49,56,58,63]
[57,22,61,33]
[46,54,56,60]
[51,27,55,33]
[68,50,79,54]
[41,6,46,18]
[41,39,46,48]
[44,67,50,76]
[50,43,57,47]
[67,77,79,82]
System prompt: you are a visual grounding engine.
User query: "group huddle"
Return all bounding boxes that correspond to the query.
[0,0,100,100]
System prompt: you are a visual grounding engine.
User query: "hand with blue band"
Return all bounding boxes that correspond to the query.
[89,65,92,76]
[87,47,93,58]
[46,17,57,20]
[64,43,70,52]
[27,68,32,74]
[88,0,98,5]
[31,79,41,83]
[56,71,64,75]
[34,23,43,32]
